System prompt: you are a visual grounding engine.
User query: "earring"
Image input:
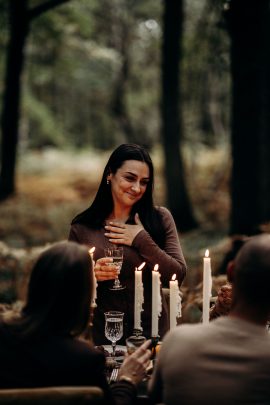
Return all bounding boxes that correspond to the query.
[107,179,110,185]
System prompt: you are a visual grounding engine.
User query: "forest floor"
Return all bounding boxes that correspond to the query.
[0,147,232,290]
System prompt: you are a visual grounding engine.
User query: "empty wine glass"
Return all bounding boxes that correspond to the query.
[104,311,124,360]
[104,246,125,290]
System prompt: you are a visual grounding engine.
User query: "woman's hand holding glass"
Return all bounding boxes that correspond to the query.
[94,257,119,282]
[104,246,125,290]
[104,213,144,246]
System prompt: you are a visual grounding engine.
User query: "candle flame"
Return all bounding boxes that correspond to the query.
[138,262,146,271]
[89,247,95,255]
[153,264,159,271]
[205,249,209,258]
[172,274,176,281]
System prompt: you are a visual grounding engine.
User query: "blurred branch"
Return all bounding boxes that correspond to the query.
[29,0,70,21]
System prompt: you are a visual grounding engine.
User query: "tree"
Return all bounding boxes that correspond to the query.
[225,0,270,234]
[160,0,197,231]
[109,0,135,142]
[0,0,70,201]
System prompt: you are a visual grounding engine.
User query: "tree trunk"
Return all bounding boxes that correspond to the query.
[111,23,134,141]
[161,0,197,231]
[258,2,270,224]
[227,0,270,234]
[0,0,29,200]
[0,0,70,200]
[110,2,134,142]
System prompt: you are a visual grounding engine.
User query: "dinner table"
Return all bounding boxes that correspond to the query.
[105,342,160,405]
[108,367,152,405]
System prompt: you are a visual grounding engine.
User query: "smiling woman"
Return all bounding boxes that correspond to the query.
[107,160,150,217]
[69,144,187,345]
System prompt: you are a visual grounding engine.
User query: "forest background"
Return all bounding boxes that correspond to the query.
[0,0,270,308]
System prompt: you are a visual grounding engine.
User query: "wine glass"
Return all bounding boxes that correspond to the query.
[104,246,125,290]
[104,311,124,360]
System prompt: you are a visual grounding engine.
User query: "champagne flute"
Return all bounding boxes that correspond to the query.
[104,311,124,360]
[104,246,125,290]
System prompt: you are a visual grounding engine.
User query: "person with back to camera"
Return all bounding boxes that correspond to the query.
[209,236,248,321]
[148,234,270,405]
[0,241,151,405]
[69,143,187,344]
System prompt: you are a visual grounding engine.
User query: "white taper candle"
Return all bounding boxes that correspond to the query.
[151,264,162,336]
[202,249,212,323]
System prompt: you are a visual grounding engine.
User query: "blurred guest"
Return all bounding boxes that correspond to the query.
[69,144,187,344]
[217,235,248,275]
[149,234,270,405]
[0,241,151,405]
[209,282,233,320]
[209,236,248,321]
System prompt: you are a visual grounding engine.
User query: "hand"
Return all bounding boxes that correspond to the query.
[216,284,232,312]
[94,257,119,282]
[104,213,144,246]
[118,339,152,385]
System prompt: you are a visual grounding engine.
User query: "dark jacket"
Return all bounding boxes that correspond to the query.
[0,322,136,405]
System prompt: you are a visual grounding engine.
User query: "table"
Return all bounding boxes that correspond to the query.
[107,361,153,404]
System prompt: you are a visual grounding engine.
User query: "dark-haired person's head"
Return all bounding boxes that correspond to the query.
[21,241,92,340]
[97,143,154,217]
[71,144,166,247]
[232,234,270,318]
[72,144,155,225]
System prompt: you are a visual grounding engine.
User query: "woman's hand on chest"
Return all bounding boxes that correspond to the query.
[104,213,144,246]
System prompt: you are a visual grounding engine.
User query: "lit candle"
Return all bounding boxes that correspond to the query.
[134,262,145,331]
[89,247,97,307]
[151,264,162,337]
[169,274,182,329]
[202,249,212,323]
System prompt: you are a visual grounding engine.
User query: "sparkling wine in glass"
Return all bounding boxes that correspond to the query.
[104,311,124,360]
[104,246,125,290]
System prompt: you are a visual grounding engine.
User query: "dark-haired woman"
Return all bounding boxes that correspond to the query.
[69,144,187,344]
[0,241,151,405]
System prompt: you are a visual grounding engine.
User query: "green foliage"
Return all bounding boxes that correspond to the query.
[183,0,230,146]
[0,0,231,151]
[22,90,66,148]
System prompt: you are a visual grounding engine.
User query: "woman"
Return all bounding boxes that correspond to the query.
[0,241,151,405]
[69,144,187,344]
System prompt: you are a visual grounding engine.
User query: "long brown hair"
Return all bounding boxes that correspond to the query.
[2,241,92,341]
[71,144,165,247]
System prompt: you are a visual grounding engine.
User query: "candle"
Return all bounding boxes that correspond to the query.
[169,274,182,329]
[89,247,97,307]
[134,262,145,331]
[151,264,162,337]
[202,249,212,323]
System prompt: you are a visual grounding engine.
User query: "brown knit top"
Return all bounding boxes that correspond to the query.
[69,206,187,345]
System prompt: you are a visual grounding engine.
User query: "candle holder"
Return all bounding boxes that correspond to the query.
[83,305,96,344]
[133,328,143,337]
[151,335,160,360]
[126,333,147,355]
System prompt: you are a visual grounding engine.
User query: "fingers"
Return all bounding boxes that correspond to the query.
[134,213,141,224]
[104,223,137,247]
[94,259,118,281]
[129,340,152,365]
[108,239,126,245]
[119,340,152,385]
[105,223,126,231]
[132,339,152,356]
[104,224,126,243]
[97,257,113,265]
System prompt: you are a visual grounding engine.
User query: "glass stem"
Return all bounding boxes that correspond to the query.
[114,265,121,286]
[112,341,116,359]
